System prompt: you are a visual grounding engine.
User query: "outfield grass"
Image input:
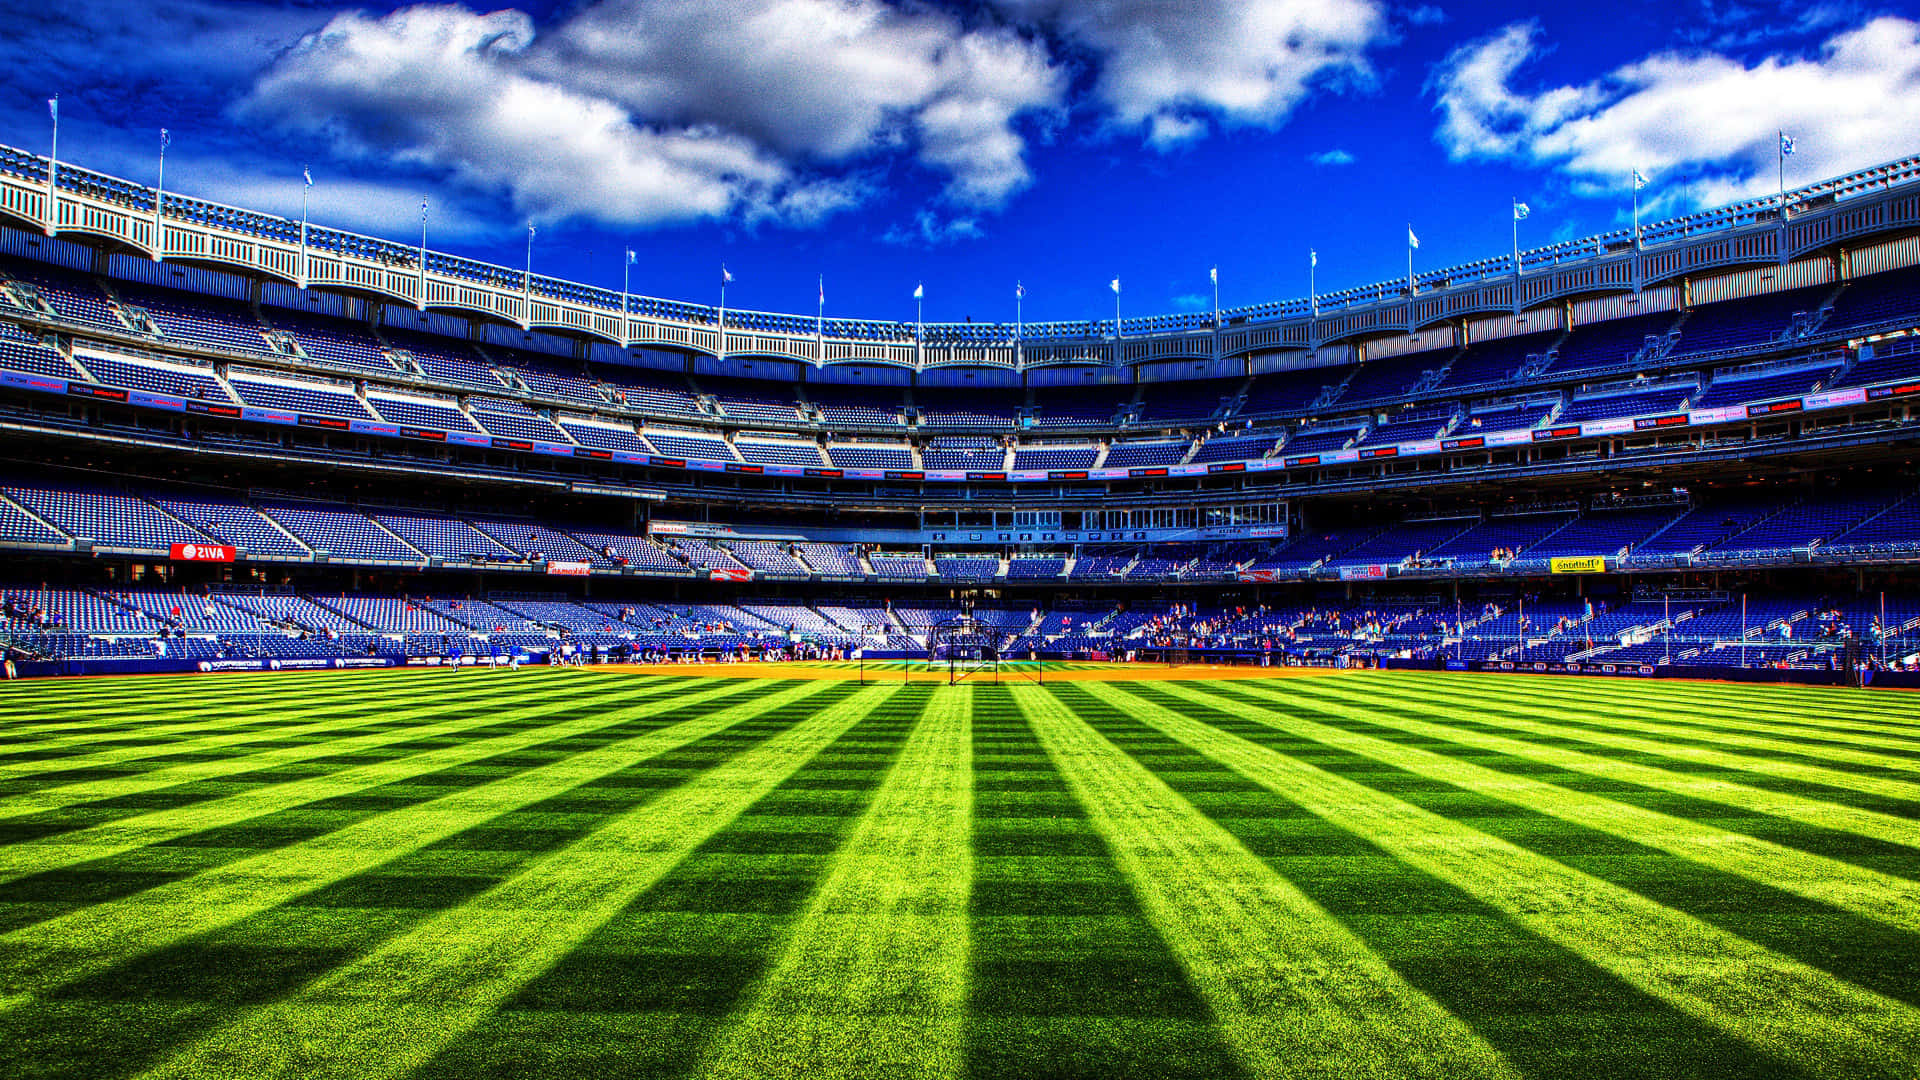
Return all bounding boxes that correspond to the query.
[0,667,1916,1079]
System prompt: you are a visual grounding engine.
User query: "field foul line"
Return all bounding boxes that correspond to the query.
[696,685,968,1080]
[0,677,840,1010]
[1079,681,1920,1080]
[1154,680,1920,932]
[0,677,738,883]
[1018,686,1519,1080]
[131,682,904,1080]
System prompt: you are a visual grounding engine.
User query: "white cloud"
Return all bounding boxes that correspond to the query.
[237,1,1063,230]
[882,210,985,247]
[1310,148,1357,166]
[1170,293,1209,310]
[995,0,1388,148]
[1432,16,1920,207]
[541,0,1063,208]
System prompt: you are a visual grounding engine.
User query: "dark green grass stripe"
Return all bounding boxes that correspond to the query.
[1358,679,1920,781]
[1463,674,1920,732]
[1049,682,1825,1080]
[0,680,778,941]
[0,680,773,887]
[1398,676,1920,764]
[0,678,712,852]
[1398,672,1920,731]
[0,675,628,779]
[1127,681,1920,1009]
[964,683,1248,1080]
[1260,678,1920,820]
[402,685,932,1080]
[1205,679,1920,880]
[0,670,632,748]
[0,682,868,1080]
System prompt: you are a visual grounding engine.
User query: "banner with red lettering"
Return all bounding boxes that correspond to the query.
[170,543,236,562]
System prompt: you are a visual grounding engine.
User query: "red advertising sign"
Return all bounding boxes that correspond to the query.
[170,543,236,562]
[544,561,592,577]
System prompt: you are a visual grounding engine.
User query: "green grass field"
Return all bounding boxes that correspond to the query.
[0,667,1917,1080]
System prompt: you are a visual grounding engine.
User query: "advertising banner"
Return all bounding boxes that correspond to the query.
[1550,555,1608,574]
[170,543,237,562]
[544,561,591,576]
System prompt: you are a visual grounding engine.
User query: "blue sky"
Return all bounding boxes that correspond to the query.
[3,0,1918,326]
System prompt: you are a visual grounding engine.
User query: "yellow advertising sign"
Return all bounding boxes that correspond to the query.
[1550,555,1608,574]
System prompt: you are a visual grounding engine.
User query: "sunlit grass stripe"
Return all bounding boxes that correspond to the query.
[1081,681,1920,1080]
[0,675,690,823]
[0,677,838,1012]
[0,677,409,727]
[696,685,966,1080]
[0,676,746,884]
[1392,674,1920,761]
[1367,674,1920,767]
[133,682,907,1080]
[1220,678,1920,854]
[0,673,618,784]
[0,682,500,767]
[1016,685,1518,1080]
[1154,679,1920,933]
[1284,677,1920,809]
[1473,672,1920,730]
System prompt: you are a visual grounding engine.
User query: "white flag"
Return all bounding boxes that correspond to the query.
[722,266,733,285]
[1109,278,1120,294]
[913,282,923,300]
[1779,132,1795,156]
[1209,266,1217,285]
[1407,226,1419,250]
[159,128,170,150]
[303,166,313,187]
[1512,201,1530,221]
[527,221,536,239]
[1310,248,1317,268]
[626,248,636,265]
[47,96,57,122]
[1015,281,1024,299]
[1632,169,1649,190]
[420,195,429,221]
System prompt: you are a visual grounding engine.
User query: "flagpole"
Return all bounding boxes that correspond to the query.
[1778,130,1785,203]
[718,267,728,362]
[299,168,311,289]
[152,128,169,260]
[45,95,59,232]
[1113,278,1121,341]
[1511,198,1519,278]
[620,249,632,348]
[523,221,535,317]
[1309,250,1317,318]
[1211,267,1219,329]
[417,196,429,309]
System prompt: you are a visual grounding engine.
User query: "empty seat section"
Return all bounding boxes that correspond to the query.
[71,351,230,399]
[734,438,826,466]
[150,493,309,556]
[259,502,423,560]
[367,392,482,432]
[112,283,268,354]
[826,442,913,469]
[1546,314,1674,375]
[226,369,376,419]
[469,397,570,442]
[1102,439,1189,467]
[3,486,204,549]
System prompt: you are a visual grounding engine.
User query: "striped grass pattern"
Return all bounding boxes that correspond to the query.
[0,667,1915,1079]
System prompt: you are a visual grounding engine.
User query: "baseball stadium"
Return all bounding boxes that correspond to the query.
[2,5,1919,1078]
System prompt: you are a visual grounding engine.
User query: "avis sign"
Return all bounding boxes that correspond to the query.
[170,543,236,562]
